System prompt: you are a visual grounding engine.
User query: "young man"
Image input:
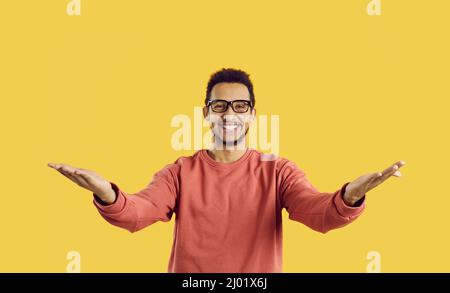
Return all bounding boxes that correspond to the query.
[48,68,405,273]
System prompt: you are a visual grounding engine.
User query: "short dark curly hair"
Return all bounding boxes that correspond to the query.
[205,68,255,106]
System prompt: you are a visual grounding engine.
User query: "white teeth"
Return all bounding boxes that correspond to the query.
[224,125,238,130]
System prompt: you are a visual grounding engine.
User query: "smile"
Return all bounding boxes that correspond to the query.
[219,123,242,131]
[224,125,238,130]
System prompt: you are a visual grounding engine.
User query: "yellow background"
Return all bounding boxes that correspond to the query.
[1,0,449,272]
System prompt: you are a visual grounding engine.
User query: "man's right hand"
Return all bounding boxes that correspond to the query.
[47,163,117,204]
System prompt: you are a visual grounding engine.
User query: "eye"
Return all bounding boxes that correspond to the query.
[211,101,227,111]
[233,102,249,112]
[212,104,225,110]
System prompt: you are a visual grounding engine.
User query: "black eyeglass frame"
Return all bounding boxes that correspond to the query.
[206,99,254,113]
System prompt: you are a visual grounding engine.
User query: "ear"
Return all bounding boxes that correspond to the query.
[202,106,209,119]
[251,107,256,121]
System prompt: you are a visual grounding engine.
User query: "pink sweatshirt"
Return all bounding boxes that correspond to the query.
[93,148,365,273]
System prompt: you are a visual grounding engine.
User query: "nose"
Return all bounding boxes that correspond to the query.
[223,103,235,116]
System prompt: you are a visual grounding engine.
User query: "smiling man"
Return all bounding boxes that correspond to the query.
[48,68,406,273]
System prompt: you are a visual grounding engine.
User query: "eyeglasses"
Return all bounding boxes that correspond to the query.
[206,99,253,113]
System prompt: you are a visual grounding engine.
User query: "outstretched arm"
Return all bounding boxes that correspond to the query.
[279,160,406,234]
[48,162,179,233]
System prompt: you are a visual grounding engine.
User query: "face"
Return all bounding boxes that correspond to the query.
[203,82,256,148]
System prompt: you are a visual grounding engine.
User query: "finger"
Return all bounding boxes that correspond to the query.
[56,166,70,175]
[380,164,397,177]
[48,163,65,170]
[378,169,397,184]
[57,167,75,179]
[59,165,94,184]
[374,162,404,186]
[58,166,78,179]
[60,168,91,186]
[59,171,83,185]
[60,165,78,175]
[74,169,96,184]
[380,161,405,178]
[72,173,90,187]
[51,164,67,172]
[367,172,382,183]
[392,170,402,177]
[59,167,72,175]
[395,160,406,168]
[366,172,383,191]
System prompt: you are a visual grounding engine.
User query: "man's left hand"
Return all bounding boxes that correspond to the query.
[343,161,406,206]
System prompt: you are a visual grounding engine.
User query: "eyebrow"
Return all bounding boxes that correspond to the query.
[210,98,251,101]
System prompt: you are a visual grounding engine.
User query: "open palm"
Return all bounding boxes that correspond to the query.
[343,161,406,206]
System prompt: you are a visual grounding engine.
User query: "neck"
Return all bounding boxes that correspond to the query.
[207,146,248,163]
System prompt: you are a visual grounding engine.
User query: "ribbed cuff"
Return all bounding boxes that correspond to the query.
[92,182,126,214]
[334,182,365,218]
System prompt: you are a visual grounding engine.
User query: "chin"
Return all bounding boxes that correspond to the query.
[213,133,247,147]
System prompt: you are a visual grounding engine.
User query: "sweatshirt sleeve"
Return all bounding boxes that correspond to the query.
[277,160,365,234]
[92,163,179,233]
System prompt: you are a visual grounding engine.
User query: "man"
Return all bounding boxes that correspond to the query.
[48,68,406,273]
